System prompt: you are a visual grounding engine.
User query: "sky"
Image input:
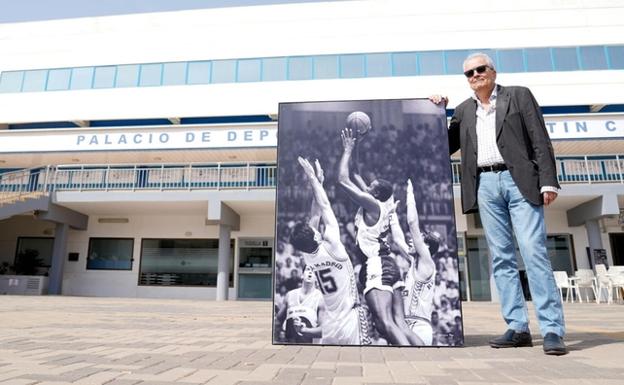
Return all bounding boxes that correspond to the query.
[0,0,349,23]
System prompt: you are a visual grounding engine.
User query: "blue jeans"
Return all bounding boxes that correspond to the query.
[477,170,565,337]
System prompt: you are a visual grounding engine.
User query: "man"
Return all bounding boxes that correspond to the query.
[289,157,370,345]
[275,265,326,344]
[338,128,418,345]
[390,179,437,345]
[431,52,567,355]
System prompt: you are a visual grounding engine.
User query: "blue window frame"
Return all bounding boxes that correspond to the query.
[211,60,236,83]
[608,45,624,69]
[418,51,445,75]
[552,47,579,71]
[497,49,524,73]
[187,61,211,84]
[525,48,552,72]
[46,68,71,90]
[579,46,607,70]
[314,55,338,79]
[366,53,392,77]
[162,62,187,85]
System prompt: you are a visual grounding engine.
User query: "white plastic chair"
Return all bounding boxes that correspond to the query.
[574,269,598,303]
[595,264,613,304]
[608,266,624,302]
[553,271,578,303]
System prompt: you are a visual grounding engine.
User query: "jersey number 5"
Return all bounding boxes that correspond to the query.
[315,268,337,294]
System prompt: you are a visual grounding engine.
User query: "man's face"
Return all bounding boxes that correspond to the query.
[463,56,496,93]
[303,265,315,283]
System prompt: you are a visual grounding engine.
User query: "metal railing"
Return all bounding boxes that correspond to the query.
[1,156,622,204]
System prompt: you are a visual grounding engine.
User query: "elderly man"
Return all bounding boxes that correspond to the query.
[431,53,567,355]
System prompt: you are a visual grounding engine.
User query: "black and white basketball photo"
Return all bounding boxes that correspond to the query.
[273,99,464,347]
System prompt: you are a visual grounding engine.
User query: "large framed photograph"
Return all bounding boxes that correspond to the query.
[273,99,464,347]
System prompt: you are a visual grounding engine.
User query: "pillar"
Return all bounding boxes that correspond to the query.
[48,223,69,295]
[216,224,231,301]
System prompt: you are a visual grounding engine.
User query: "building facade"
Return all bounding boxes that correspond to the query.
[1,0,623,301]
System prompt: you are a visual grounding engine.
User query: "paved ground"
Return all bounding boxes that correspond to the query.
[0,296,623,385]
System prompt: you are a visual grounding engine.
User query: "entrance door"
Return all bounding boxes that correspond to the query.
[610,233,624,266]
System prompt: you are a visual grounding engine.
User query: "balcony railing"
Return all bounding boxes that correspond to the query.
[0,156,622,203]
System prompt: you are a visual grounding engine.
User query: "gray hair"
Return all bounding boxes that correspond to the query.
[463,52,496,71]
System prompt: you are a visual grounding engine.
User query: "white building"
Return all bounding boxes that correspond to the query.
[0,0,623,301]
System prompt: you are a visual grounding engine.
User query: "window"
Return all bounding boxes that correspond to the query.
[21,70,48,92]
[314,55,338,79]
[392,52,418,76]
[187,61,211,84]
[139,239,234,286]
[261,57,287,81]
[607,45,624,69]
[288,57,313,80]
[93,66,116,88]
[162,62,187,85]
[87,238,134,270]
[366,53,392,77]
[211,60,236,83]
[419,51,445,75]
[496,49,524,73]
[340,54,366,78]
[14,237,53,275]
[525,48,552,72]
[69,67,94,89]
[0,71,24,93]
[552,47,579,71]
[46,69,71,90]
[139,64,162,86]
[579,46,607,70]
[237,58,261,82]
[115,64,140,87]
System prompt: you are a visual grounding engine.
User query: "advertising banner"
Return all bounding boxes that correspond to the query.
[273,99,464,346]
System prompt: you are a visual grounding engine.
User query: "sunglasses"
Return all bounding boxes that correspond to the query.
[463,65,490,78]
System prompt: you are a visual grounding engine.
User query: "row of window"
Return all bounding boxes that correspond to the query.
[1,45,623,93]
[13,237,234,287]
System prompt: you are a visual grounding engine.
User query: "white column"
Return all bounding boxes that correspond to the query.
[216,224,231,301]
[48,223,68,295]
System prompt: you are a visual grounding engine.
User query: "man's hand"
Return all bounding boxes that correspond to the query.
[341,128,356,153]
[297,156,317,181]
[543,191,557,206]
[314,159,324,184]
[428,95,448,107]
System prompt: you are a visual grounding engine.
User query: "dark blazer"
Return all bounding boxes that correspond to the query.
[448,84,560,214]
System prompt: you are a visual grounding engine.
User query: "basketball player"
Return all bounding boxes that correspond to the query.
[338,127,416,345]
[391,179,437,345]
[275,265,326,343]
[289,157,370,345]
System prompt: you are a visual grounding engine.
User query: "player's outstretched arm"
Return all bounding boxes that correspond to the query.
[308,159,325,231]
[406,179,435,279]
[353,173,369,192]
[338,128,379,216]
[388,200,412,263]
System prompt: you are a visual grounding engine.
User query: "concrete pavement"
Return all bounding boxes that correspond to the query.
[0,296,623,385]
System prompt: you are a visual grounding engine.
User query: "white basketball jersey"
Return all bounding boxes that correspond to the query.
[403,265,436,322]
[354,198,394,259]
[285,288,323,328]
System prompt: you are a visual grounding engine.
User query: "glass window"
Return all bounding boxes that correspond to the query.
[93,66,116,88]
[525,48,552,72]
[115,64,139,87]
[237,58,261,82]
[139,239,234,287]
[139,63,162,87]
[87,238,134,270]
[552,47,579,71]
[288,57,313,80]
[0,71,24,93]
[162,62,187,85]
[314,55,338,79]
[419,51,445,75]
[366,53,392,77]
[579,46,607,70]
[496,49,524,72]
[444,50,470,75]
[187,61,211,84]
[607,45,624,69]
[211,59,236,83]
[70,67,94,89]
[46,69,71,90]
[340,54,366,78]
[392,52,418,76]
[21,70,48,92]
[14,237,53,275]
[261,57,287,81]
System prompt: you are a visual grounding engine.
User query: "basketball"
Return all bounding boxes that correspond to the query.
[346,111,372,136]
